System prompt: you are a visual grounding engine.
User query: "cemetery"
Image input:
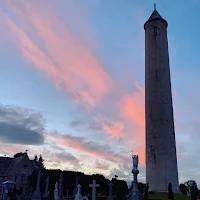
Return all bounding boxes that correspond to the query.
[0,152,199,200]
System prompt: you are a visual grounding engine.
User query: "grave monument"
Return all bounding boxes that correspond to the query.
[89,180,100,200]
[128,155,143,200]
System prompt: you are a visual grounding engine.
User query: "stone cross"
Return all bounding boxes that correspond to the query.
[89,180,100,200]
[107,182,114,200]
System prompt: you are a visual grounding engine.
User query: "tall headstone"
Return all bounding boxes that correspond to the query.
[89,180,100,200]
[75,184,82,200]
[73,176,79,197]
[43,176,49,199]
[59,173,64,198]
[32,156,43,200]
[54,182,59,200]
[144,5,179,193]
[107,182,114,200]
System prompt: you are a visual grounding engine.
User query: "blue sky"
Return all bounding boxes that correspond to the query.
[0,0,200,187]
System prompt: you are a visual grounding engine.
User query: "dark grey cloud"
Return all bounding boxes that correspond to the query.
[69,119,102,132]
[0,104,44,145]
[0,122,43,144]
[69,120,84,127]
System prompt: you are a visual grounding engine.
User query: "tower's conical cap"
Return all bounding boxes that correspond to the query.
[144,7,168,29]
[148,9,164,21]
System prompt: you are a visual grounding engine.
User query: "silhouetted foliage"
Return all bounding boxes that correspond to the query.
[190,182,199,200]
[13,152,26,158]
[180,183,187,195]
[168,183,173,200]
[34,155,38,163]
[144,183,149,199]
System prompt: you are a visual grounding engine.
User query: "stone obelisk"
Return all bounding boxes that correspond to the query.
[144,5,179,193]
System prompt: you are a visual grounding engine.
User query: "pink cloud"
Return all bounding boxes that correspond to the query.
[94,160,109,170]
[102,122,124,138]
[3,1,112,110]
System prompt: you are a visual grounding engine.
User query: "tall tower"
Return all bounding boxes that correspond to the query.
[144,6,179,193]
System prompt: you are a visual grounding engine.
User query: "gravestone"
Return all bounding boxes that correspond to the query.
[89,180,100,200]
[107,182,114,200]
[43,176,49,199]
[73,176,79,197]
[75,184,82,200]
[54,182,59,200]
[32,157,43,200]
[59,173,64,198]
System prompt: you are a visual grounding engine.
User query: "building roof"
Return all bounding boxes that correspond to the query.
[0,154,37,177]
[5,156,24,176]
[0,157,14,176]
[144,7,168,29]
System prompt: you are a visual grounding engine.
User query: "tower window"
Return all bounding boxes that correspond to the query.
[153,26,157,36]
[153,153,156,164]
[156,70,159,79]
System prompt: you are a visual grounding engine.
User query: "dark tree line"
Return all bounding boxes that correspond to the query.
[30,169,129,200]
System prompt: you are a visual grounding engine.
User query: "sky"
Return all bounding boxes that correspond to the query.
[0,0,200,187]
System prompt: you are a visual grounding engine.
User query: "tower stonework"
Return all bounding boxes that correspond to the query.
[144,8,179,193]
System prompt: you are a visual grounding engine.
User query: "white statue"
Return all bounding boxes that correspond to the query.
[133,155,138,169]
[75,184,82,200]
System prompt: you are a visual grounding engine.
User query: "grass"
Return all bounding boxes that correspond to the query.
[88,193,190,200]
[148,193,190,200]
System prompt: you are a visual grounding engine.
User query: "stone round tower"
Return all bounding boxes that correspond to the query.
[144,6,179,193]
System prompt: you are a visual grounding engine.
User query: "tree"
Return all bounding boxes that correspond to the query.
[190,182,198,200]
[39,155,45,169]
[184,180,198,197]
[144,183,149,199]
[13,152,26,158]
[180,183,187,195]
[34,155,38,163]
[33,154,45,169]
[168,183,173,200]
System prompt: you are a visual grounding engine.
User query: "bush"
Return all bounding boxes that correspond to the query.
[144,183,149,199]
[168,183,173,200]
